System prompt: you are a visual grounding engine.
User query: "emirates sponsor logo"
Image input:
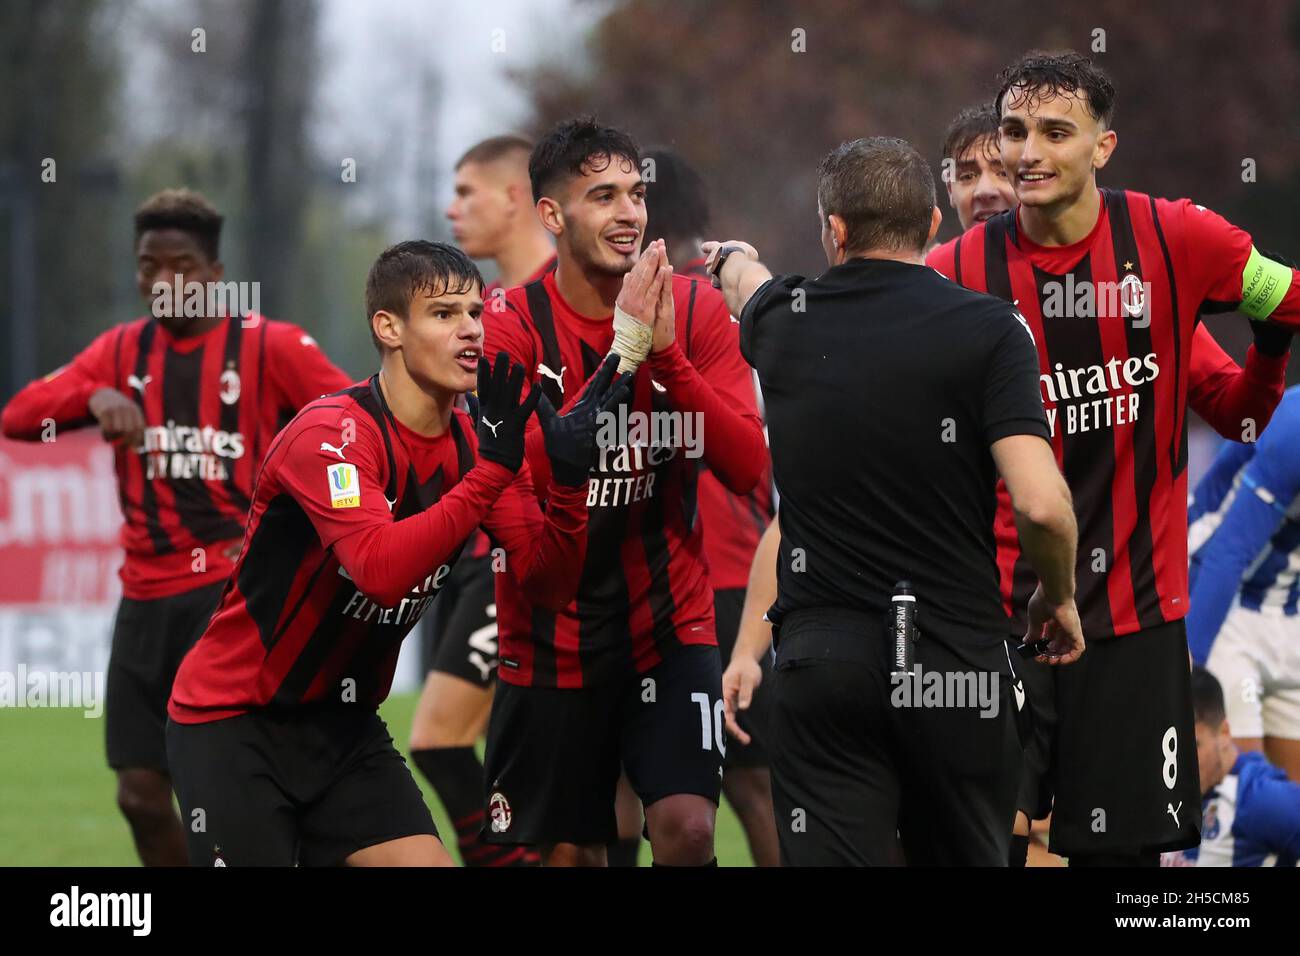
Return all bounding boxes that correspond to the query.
[584,441,672,508]
[1040,353,1159,437]
[140,422,246,481]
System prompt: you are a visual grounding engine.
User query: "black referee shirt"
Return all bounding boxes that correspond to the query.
[740,257,1049,645]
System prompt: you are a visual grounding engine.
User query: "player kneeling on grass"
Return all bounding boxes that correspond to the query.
[165,241,628,866]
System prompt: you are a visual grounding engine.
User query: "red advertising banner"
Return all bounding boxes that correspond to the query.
[0,432,123,606]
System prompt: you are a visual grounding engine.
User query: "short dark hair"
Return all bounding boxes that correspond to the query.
[364,240,483,350]
[134,188,223,261]
[529,116,640,204]
[455,135,533,171]
[1191,666,1227,727]
[642,148,710,247]
[816,137,935,254]
[995,50,1116,128]
[942,104,1001,162]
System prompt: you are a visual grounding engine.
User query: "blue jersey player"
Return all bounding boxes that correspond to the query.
[1188,386,1300,781]
[1178,667,1300,866]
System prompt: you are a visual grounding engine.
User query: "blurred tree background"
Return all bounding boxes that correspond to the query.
[2,0,1298,401]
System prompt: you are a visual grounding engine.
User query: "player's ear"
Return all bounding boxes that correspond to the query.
[927,206,943,245]
[536,197,564,237]
[1093,127,1117,172]
[946,179,957,209]
[829,213,848,251]
[371,309,403,351]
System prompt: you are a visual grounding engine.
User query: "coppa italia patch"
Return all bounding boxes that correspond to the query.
[328,462,360,508]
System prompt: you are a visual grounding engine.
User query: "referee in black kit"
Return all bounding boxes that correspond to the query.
[703,137,1084,866]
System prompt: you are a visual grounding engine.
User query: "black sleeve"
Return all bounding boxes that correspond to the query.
[739,273,804,367]
[981,307,1051,445]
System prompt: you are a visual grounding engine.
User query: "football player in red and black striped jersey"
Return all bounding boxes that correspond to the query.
[931,101,1290,867]
[1,189,351,865]
[928,52,1300,865]
[405,136,557,868]
[479,119,766,866]
[166,241,626,866]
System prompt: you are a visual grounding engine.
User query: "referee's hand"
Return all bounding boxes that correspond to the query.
[1023,585,1085,665]
[723,656,763,744]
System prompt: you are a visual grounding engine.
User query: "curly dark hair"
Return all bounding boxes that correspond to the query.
[995,50,1116,128]
[529,116,641,203]
[133,188,224,261]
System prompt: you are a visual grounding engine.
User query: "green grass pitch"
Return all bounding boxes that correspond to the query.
[0,693,755,866]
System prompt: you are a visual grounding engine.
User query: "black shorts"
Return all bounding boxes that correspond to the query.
[1007,637,1055,821]
[767,608,1021,867]
[481,644,724,846]
[105,582,224,772]
[715,588,770,769]
[426,554,498,688]
[165,706,438,866]
[1048,619,1201,857]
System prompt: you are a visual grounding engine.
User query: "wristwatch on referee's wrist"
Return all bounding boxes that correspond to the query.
[708,245,745,288]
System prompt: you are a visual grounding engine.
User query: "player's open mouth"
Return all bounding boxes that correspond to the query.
[1018,171,1054,186]
[605,231,639,254]
[973,209,1003,222]
[455,347,481,373]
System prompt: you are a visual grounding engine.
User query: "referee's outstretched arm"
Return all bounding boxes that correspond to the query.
[991,435,1084,664]
[701,240,771,317]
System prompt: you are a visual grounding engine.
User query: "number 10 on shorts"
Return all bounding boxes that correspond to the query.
[692,692,727,758]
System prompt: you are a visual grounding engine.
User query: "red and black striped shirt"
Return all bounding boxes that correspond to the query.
[926,190,1300,638]
[678,257,774,591]
[485,269,766,687]
[1,315,351,599]
[168,380,589,722]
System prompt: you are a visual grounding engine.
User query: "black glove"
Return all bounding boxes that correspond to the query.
[475,352,541,472]
[1249,248,1297,358]
[536,354,633,487]
[1250,318,1293,358]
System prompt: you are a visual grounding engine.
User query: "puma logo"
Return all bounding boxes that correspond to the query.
[1167,801,1183,827]
[320,440,349,460]
[536,363,566,393]
[127,374,152,396]
[482,418,502,437]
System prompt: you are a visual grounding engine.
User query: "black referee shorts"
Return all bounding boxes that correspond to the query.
[105,582,224,773]
[166,706,438,866]
[1048,619,1201,858]
[767,608,1021,866]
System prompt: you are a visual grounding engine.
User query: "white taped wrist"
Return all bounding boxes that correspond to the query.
[610,305,654,373]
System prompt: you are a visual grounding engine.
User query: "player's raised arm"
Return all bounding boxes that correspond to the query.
[274,358,538,610]
[482,354,630,610]
[626,240,766,493]
[1,325,143,444]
